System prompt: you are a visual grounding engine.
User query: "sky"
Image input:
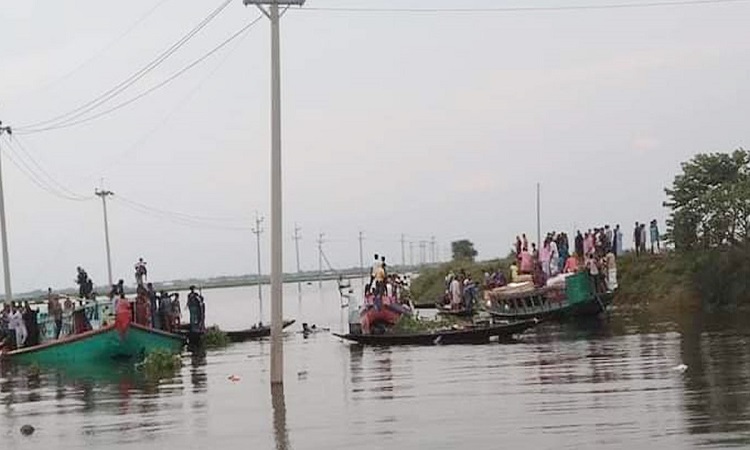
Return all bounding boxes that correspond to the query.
[0,0,748,293]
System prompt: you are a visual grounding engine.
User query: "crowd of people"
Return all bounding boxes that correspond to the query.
[510,226,621,293]
[443,270,478,312]
[367,254,408,302]
[0,302,40,350]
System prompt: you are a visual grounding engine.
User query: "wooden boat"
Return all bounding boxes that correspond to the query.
[4,321,185,365]
[484,273,614,321]
[177,319,297,343]
[435,304,475,318]
[333,319,538,346]
[225,319,296,342]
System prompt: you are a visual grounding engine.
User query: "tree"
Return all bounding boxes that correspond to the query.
[451,240,478,262]
[664,149,750,250]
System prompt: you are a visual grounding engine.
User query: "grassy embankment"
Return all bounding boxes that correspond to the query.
[411,245,750,313]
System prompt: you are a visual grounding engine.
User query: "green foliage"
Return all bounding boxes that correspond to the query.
[141,349,181,380]
[391,314,458,333]
[451,239,478,262]
[203,325,230,348]
[692,245,750,308]
[664,149,750,250]
[411,258,511,305]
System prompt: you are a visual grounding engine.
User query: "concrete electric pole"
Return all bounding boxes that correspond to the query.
[95,187,115,287]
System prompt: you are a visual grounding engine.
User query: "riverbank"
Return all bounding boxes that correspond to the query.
[411,245,750,314]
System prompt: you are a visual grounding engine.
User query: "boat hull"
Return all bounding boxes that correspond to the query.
[486,292,614,321]
[333,320,538,346]
[5,323,184,365]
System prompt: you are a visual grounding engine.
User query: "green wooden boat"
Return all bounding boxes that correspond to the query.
[4,322,185,365]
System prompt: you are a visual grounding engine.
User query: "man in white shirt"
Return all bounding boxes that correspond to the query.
[9,304,27,348]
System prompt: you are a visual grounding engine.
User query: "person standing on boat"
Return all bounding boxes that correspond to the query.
[449,275,462,311]
[9,303,27,349]
[540,238,552,277]
[170,293,182,330]
[515,236,522,258]
[157,291,172,332]
[135,258,148,287]
[22,302,39,347]
[146,283,158,329]
[369,254,381,292]
[522,234,529,252]
[187,286,204,334]
[574,231,584,258]
[75,267,89,298]
[519,248,533,274]
[47,288,63,339]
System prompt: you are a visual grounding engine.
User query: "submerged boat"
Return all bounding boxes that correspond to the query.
[334,319,538,346]
[4,320,185,365]
[484,272,614,321]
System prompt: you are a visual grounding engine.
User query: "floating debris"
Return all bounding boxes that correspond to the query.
[672,364,688,372]
[20,425,35,436]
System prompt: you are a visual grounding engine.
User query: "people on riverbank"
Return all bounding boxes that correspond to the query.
[650,220,661,254]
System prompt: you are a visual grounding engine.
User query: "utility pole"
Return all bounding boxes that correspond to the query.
[244,0,304,390]
[317,233,324,287]
[252,212,264,325]
[419,241,426,265]
[409,241,414,267]
[400,234,406,268]
[95,186,114,287]
[0,123,13,304]
[430,236,437,263]
[292,224,302,295]
[358,231,365,287]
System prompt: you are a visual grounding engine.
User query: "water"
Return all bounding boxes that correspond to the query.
[3,280,750,449]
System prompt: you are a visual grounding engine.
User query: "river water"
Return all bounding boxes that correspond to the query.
[2,280,750,449]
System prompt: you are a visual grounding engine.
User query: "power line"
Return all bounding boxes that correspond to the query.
[300,0,749,13]
[17,15,264,135]
[15,0,171,101]
[16,0,233,133]
[113,194,252,224]
[0,136,93,202]
[85,12,259,178]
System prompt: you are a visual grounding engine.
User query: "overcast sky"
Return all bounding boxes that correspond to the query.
[0,0,748,293]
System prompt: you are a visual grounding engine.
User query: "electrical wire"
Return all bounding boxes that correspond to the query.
[0,137,93,202]
[10,137,93,200]
[16,0,233,133]
[113,194,253,227]
[17,16,264,135]
[300,0,749,13]
[15,0,171,101]
[87,14,261,178]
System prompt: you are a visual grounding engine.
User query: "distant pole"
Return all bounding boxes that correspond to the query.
[536,182,541,250]
[293,224,302,295]
[409,241,414,267]
[317,233,324,287]
[358,231,364,287]
[243,0,305,387]
[0,123,13,304]
[95,186,115,287]
[252,212,265,325]
[430,236,436,263]
[400,234,405,268]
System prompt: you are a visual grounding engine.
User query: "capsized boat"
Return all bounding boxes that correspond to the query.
[4,316,184,365]
[334,319,538,346]
[484,272,613,321]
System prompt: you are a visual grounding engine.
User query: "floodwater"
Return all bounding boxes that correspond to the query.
[3,280,750,449]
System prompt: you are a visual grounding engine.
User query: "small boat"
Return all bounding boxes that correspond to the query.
[484,272,614,321]
[177,319,297,343]
[225,319,296,342]
[334,319,538,346]
[4,321,184,365]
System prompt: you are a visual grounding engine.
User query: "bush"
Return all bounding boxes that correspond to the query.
[141,349,181,380]
[203,325,230,348]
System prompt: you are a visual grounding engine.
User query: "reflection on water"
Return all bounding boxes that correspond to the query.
[271,383,290,450]
[2,282,750,449]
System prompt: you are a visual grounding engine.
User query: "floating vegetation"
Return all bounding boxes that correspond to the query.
[391,314,459,333]
[140,349,181,380]
[203,325,230,349]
